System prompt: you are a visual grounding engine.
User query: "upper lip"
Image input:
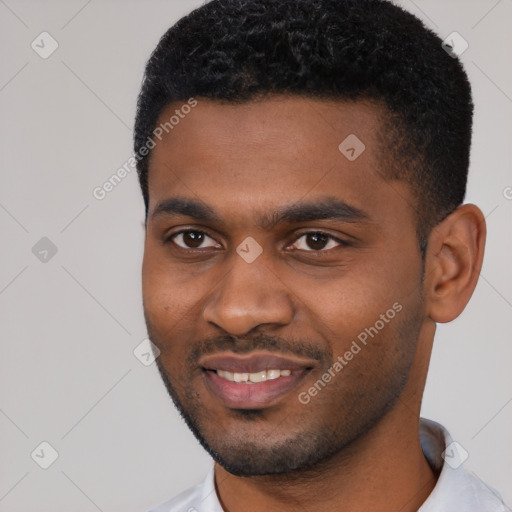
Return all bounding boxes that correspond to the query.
[199,351,316,374]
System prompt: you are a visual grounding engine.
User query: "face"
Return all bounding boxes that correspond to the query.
[142,96,426,476]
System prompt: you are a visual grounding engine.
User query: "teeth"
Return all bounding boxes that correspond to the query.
[217,369,292,383]
[248,370,267,383]
[233,372,248,383]
[267,369,280,380]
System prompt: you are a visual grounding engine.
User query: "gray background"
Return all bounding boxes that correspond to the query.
[0,0,510,510]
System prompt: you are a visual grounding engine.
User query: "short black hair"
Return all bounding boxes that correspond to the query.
[134,0,473,242]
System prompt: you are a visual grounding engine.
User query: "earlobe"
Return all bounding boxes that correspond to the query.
[424,204,486,323]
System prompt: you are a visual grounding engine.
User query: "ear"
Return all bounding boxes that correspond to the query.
[424,204,486,323]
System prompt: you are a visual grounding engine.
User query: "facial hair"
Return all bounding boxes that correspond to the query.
[146,301,423,478]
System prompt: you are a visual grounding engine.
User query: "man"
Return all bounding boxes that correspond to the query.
[134,0,509,510]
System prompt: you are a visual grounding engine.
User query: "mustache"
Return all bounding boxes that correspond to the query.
[186,333,329,367]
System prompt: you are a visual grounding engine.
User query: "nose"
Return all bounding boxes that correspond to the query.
[202,251,294,336]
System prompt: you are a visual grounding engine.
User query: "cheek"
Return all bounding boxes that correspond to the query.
[300,254,420,352]
[142,249,189,348]
[141,245,215,355]
[142,239,193,311]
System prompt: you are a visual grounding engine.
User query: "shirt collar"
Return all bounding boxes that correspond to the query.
[418,417,507,511]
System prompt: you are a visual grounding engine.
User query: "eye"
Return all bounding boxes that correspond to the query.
[288,232,344,252]
[168,230,220,249]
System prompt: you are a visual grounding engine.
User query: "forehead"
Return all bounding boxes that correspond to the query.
[146,96,412,228]
[150,95,384,168]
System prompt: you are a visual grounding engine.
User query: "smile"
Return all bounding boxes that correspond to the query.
[199,352,315,409]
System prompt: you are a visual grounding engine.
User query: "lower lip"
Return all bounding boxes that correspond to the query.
[203,370,310,409]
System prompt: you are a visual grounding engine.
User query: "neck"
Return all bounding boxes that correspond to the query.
[215,411,437,512]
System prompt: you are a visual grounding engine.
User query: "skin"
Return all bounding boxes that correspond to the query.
[142,96,486,512]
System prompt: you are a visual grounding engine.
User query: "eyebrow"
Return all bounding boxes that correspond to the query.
[151,196,370,228]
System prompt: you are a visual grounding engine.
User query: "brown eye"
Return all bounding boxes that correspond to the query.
[289,232,342,252]
[170,230,219,249]
[305,233,329,250]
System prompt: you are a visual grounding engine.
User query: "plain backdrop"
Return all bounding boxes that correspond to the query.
[0,1,511,510]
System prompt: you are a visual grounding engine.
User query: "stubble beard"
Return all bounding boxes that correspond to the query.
[148,301,423,478]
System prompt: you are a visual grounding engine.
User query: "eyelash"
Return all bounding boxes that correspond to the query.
[166,229,347,253]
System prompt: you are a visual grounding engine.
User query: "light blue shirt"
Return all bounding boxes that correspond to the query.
[148,418,509,512]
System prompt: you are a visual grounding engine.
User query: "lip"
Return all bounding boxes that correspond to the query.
[200,352,315,409]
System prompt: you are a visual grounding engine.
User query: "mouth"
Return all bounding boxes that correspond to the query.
[199,352,315,409]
